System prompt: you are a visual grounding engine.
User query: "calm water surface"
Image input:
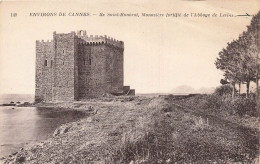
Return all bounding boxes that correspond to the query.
[0,106,86,157]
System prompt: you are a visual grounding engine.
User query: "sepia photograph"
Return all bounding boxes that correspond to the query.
[0,0,259,163]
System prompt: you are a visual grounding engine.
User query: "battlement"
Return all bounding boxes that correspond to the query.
[76,30,124,49]
[36,40,53,44]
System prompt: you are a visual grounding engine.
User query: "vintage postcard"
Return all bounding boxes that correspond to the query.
[0,0,259,163]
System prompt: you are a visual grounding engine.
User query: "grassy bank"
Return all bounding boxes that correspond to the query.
[110,96,259,163]
[2,95,259,163]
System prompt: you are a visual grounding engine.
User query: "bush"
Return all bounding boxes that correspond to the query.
[175,92,257,117]
[210,96,257,117]
[202,94,222,109]
[182,94,222,111]
[232,98,257,117]
[214,85,234,97]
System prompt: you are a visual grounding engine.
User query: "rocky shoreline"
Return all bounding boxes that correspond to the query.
[1,96,148,163]
[1,96,259,163]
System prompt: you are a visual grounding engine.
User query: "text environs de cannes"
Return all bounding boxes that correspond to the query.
[29,12,91,17]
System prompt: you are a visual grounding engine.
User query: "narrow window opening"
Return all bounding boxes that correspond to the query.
[62,61,64,65]
[51,60,53,68]
[44,60,47,66]
[83,59,86,65]
[89,58,91,65]
[63,50,65,54]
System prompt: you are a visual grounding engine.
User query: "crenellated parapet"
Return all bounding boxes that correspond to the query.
[76,30,124,49]
[36,39,54,53]
[36,40,53,45]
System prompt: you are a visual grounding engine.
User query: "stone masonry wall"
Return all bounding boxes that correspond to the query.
[76,32,124,98]
[35,40,53,102]
[52,32,77,101]
[105,45,124,93]
[77,43,107,98]
[77,42,124,98]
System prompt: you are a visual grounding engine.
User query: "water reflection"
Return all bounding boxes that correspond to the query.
[0,107,86,157]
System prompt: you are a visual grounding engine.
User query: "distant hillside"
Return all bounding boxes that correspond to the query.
[197,87,216,94]
[170,85,215,95]
[136,93,169,97]
[170,83,258,95]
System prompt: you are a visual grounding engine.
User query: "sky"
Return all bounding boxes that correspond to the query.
[0,0,259,94]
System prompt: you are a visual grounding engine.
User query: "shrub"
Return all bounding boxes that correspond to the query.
[175,92,257,117]
[202,94,222,109]
[233,98,257,117]
[183,94,222,111]
[214,85,234,97]
[218,97,257,117]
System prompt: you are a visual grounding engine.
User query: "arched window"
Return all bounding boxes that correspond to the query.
[44,60,47,66]
[83,58,86,65]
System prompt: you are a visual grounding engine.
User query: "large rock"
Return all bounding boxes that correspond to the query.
[53,125,70,137]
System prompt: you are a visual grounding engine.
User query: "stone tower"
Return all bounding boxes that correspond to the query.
[35,30,134,102]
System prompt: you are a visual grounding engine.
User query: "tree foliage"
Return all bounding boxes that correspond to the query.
[215,11,260,100]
